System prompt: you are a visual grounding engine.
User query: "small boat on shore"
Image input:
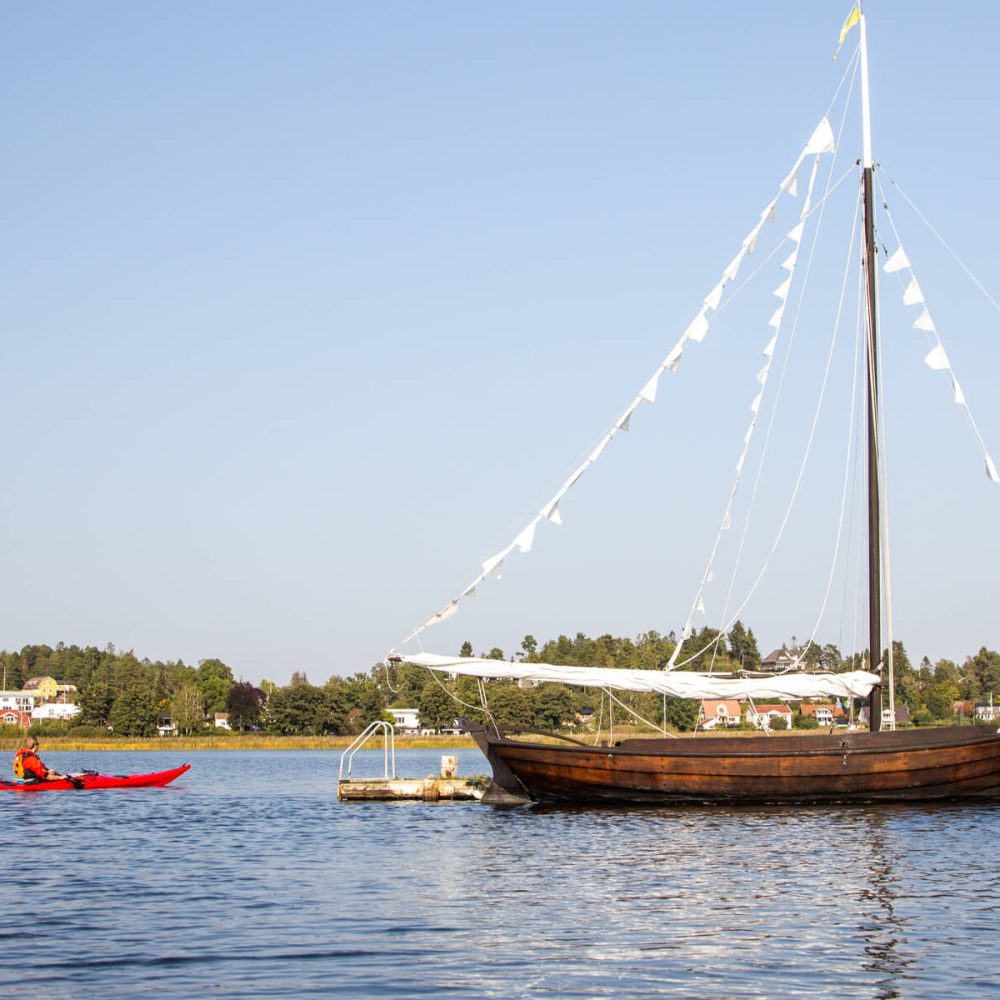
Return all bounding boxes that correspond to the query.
[0,763,190,792]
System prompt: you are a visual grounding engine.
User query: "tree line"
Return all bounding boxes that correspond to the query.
[2,626,999,737]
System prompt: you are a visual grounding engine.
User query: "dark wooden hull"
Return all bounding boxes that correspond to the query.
[466,722,1000,805]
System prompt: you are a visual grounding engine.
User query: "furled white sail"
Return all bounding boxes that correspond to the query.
[397,653,881,701]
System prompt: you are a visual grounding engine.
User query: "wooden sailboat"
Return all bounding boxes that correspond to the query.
[389,4,1000,804]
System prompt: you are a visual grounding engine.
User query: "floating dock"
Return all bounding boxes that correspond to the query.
[337,777,485,802]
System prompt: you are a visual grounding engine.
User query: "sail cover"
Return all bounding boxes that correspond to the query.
[397,653,881,701]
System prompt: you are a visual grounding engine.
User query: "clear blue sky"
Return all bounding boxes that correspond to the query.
[2,2,998,684]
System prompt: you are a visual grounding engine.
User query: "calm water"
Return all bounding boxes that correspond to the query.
[3,749,999,998]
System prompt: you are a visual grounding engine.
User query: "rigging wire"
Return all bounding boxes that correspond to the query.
[876,177,1000,489]
[884,174,1000,316]
[794,193,864,665]
[672,58,861,672]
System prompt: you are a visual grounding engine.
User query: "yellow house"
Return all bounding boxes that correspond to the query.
[24,676,59,701]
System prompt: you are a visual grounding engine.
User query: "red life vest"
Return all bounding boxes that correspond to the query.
[14,748,47,781]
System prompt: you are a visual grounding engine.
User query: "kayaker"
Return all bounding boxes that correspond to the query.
[13,736,69,783]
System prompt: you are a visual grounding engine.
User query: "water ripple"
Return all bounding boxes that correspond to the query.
[2,749,998,997]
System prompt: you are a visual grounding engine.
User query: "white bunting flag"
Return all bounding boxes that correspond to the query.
[427,602,459,627]
[685,311,710,343]
[769,306,785,328]
[615,409,633,432]
[724,248,747,281]
[952,377,966,406]
[482,547,511,577]
[721,508,732,531]
[773,278,791,301]
[803,117,835,155]
[913,309,936,332]
[750,392,762,414]
[781,249,799,271]
[782,172,799,197]
[924,343,950,371]
[744,427,753,446]
[704,569,715,584]
[695,594,706,614]
[788,222,805,244]
[903,278,924,306]
[541,497,564,525]
[987,455,1000,483]
[757,365,768,384]
[736,452,746,475]
[665,340,685,373]
[761,199,777,223]
[639,372,661,404]
[461,582,477,598]
[884,247,910,273]
[514,520,538,554]
[681,623,693,640]
[704,282,725,311]
[743,223,763,254]
[763,334,778,358]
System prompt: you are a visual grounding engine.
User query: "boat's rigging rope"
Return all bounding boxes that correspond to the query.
[876,176,1000,490]
[794,196,864,669]
[672,62,861,672]
[672,176,860,672]
[883,174,1000,317]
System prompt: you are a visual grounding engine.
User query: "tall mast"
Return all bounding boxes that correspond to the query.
[860,4,883,732]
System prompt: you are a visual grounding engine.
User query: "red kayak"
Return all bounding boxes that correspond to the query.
[0,763,190,792]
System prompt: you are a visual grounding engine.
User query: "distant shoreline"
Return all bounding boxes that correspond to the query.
[0,735,478,752]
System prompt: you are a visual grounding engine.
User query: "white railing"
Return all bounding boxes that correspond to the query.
[338,720,396,782]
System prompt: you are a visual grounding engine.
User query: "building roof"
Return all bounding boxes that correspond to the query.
[752,703,793,714]
[24,676,55,689]
[800,703,844,718]
[701,699,741,715]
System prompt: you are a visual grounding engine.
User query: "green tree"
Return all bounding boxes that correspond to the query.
[926,681,959,720]
[418,681,456,731]
[963,648,1000,702]
[78,677,115,727]
[342,673,385,734]
[197,659,234,716]
[459,641,473,658]
[664,697,699,732]
[532,683,574,730]
[487,684,533,727]
[171,682,204,734]
[266,684,331,735]
[728,622,761,669]
[484,647,505,661]
[109,683,159,737]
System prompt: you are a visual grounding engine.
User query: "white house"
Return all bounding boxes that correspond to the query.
[31,703,80,722]
[214,712,231,730]
[0,691,36,713]
[389,708,421,733]
[975,701,999,722]
[747,704,794,730]
[699,699,742,729]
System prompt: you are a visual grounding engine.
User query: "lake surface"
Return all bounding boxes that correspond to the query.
[3,748,998,998]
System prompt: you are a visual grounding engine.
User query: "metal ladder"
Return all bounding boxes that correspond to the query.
[339,720,396,782]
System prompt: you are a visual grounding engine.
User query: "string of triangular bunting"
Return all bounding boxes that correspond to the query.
[883,244,1000,484]
[667,155,823,669]
[394,116,838,651]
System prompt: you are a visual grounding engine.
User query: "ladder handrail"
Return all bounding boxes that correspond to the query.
[339,720,396,782]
